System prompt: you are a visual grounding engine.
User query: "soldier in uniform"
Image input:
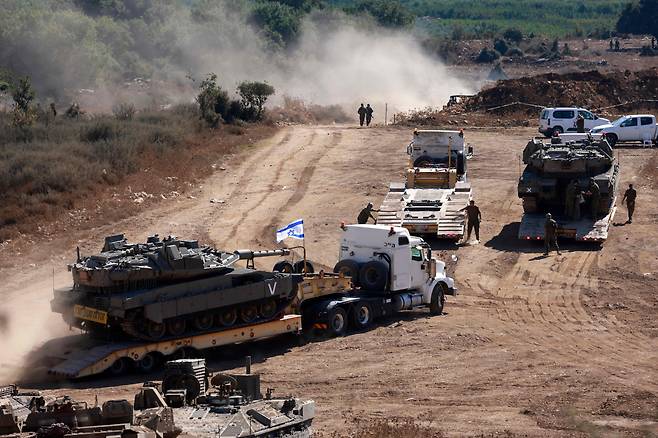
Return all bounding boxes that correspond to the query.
[576,114,585,133]
[365,104,373,126]
[357,202,378,224]
[460,200,481,243]
[357,104,366,127]
[621,183,637,223]
[585,178,601,220]
[573,182,583,220]
[565,179,577,218]
[544,213,561,255]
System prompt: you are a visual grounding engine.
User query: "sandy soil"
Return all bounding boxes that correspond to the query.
[2,124,657,437]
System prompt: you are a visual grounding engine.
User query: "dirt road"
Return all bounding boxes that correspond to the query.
[2,124,657,436]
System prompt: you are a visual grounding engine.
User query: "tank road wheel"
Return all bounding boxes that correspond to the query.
[137,353,160,374]
[217,308,238,327]
[351,302,372,330]
[239,305,259,324]
[193,312,214,332]
[327,307,347,337]
[259,299,278,319]
[333,259,361,286]
[145,321,166,340]
[273,261,294,273]
[166,318,187,337]
[429,283,447,316]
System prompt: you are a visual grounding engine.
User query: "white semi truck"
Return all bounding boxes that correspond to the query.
[378,130,473,240]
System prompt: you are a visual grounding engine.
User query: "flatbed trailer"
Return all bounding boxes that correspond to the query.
[40,273,453,378]
[378,177,472,240]
[518,205,617,242]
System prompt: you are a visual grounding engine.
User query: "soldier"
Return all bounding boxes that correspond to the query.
[460,200,481,243]
[357,103,366,127]
[365,104,373,126]
[49,102,57,118]
[609,39,614,51]
[565,179,576,218]
[576,114,585,133]
[614,39,620,51]
[544,213,561,255]
[585,178,601,220]
[621,183,637,223]
[573,182,583,220]
[357,202,378,224]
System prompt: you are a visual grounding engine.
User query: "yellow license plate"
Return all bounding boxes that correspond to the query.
[73,305,108,325]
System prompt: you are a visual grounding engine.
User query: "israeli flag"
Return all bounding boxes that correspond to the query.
[276,219,304,242]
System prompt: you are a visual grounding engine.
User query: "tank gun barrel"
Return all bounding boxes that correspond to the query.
[233,249,291,260]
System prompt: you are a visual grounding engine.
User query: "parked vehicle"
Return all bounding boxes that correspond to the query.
[590,114,658,147]
[539,107,610,137]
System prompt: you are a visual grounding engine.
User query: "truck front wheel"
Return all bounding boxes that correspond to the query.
[430,283,447,316]
[327,307,347,337]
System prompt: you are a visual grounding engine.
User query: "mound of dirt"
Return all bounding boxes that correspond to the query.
[467,68,658,112]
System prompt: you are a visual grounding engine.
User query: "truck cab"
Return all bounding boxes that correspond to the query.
[333,225,456,314]
[406,129,467,177]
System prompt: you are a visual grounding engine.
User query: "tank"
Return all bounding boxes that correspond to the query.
[135,358,315,438]
[51,234,303,341]
[518,137,618,217]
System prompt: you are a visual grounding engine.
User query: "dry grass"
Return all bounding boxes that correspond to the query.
[268,96,351,124]
[0,105,199,239]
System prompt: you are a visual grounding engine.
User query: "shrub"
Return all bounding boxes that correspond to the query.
[237,81,275,121]
[503,28,523,43]
[113,102,136,120]
[81,121,122,142]
[506,47,524,57]
[476,47,499,63]
[493,38,509,55]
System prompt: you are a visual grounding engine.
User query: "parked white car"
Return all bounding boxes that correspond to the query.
[590,115,658,147]
[539,107,610,137]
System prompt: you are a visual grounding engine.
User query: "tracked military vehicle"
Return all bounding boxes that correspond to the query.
[51,234,303,341]
[518,136,619,241]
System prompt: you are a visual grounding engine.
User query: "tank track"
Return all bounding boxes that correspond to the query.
[118,297,297,342]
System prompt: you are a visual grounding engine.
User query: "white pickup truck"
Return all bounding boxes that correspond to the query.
[590,114,658,147]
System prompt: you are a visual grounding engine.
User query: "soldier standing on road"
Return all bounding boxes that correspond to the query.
[357,103,366,127]
[609,39,614,51]
[460,200,481,243]
[614,39,620,51]
[621,183,637,223]
[357,202,378,224]
[585,178,601,220]
[576,114,585,133]
[544,213,561,256]
[365,104,374,127]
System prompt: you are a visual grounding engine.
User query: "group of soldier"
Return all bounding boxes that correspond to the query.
[357,103,374,127]
[356,182,638,256]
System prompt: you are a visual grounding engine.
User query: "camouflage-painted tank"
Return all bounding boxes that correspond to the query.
[51,234,302,341]
[518,137,618,216]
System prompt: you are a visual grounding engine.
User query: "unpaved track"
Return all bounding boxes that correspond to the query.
[1,125,657,436]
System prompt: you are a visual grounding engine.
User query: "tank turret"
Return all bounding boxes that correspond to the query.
[51,234,302,341]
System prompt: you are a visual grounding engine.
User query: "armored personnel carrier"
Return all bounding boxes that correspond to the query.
[51,234,303,341]
[518,137,619,241]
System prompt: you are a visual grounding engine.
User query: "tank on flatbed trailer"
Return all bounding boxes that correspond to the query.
[518,137,619,241]
[51,234,303,341]
[378,129,473,240]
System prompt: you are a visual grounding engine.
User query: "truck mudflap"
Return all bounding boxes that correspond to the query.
[518,206,616,242]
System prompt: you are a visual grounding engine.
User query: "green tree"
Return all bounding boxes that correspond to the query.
[617,0,658,38]
[196,73,229,127]
[348,0,414,28]
[11,76,37,127]
[237,81,275,120]
[251,2,302,47]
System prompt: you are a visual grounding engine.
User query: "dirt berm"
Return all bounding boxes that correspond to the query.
[468,68,658,112]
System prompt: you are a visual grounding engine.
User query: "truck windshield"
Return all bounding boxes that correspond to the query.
[611,117,629,126]
[411,247,423,261]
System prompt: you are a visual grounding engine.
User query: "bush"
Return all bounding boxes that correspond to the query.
[617,0,658,38]
[237,81,275,121]
[476,47,499,63]
[81,121,122,142]
[503,28,523,43]
[506,47,524,57]
[493,38,509,55]
[113,102,136,120]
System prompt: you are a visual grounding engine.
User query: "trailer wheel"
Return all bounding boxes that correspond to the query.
[359,261,388,291]
[327,307,347,337]
[293,260,315,274]
[430,283,447,316]
[108,358,129,376]
[273,261,294,273]
[413,155,434,167]
[136,353,160,374]
[352,302,372,330]
[333,259,361,286]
